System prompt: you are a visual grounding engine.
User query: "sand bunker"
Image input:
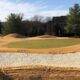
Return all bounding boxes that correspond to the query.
[0,52,80,67]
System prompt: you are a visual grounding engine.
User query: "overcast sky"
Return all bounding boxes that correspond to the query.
[0,0,80,21]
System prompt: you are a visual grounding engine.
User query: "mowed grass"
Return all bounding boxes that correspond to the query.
[4,38,80,49]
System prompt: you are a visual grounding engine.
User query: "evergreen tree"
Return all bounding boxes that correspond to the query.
[3,13,24,35]
[66,4,80,36]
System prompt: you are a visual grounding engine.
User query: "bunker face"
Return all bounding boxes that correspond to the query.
[0,52,80,67]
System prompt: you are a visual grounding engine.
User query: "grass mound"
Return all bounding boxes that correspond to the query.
[3,33,26,38]
[37,35,56,38]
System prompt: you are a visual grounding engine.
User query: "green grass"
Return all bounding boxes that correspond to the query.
[4,39,80,49]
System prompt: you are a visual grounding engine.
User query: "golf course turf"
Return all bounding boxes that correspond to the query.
[4,38,80,49]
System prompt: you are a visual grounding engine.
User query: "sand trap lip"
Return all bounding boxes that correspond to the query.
[0,52,80,67]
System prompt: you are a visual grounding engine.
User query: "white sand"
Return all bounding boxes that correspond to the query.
[0,52,80,67]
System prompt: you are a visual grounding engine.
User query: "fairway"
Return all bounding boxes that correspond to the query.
[4,38,80,49]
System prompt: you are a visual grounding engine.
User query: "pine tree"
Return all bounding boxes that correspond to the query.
[66,4,80,36]
[3,13,24,35]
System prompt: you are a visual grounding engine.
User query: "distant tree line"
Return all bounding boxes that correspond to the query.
[0,3,80,37]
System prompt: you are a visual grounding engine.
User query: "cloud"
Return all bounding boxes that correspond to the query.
[0,0,68,21]
[38,10,69,17]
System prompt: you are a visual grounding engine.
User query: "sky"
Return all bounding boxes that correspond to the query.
[0,0,80,21]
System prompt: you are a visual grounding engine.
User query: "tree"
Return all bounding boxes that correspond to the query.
[28,15,45,36]
[66,4,80,36]
[3,13,24,35]
[31,15,44,22]
[0,21,3,34]
[51,16,67,36]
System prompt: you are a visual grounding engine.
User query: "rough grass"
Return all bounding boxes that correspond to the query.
[1,66,80,80]
[5,38,80,49]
